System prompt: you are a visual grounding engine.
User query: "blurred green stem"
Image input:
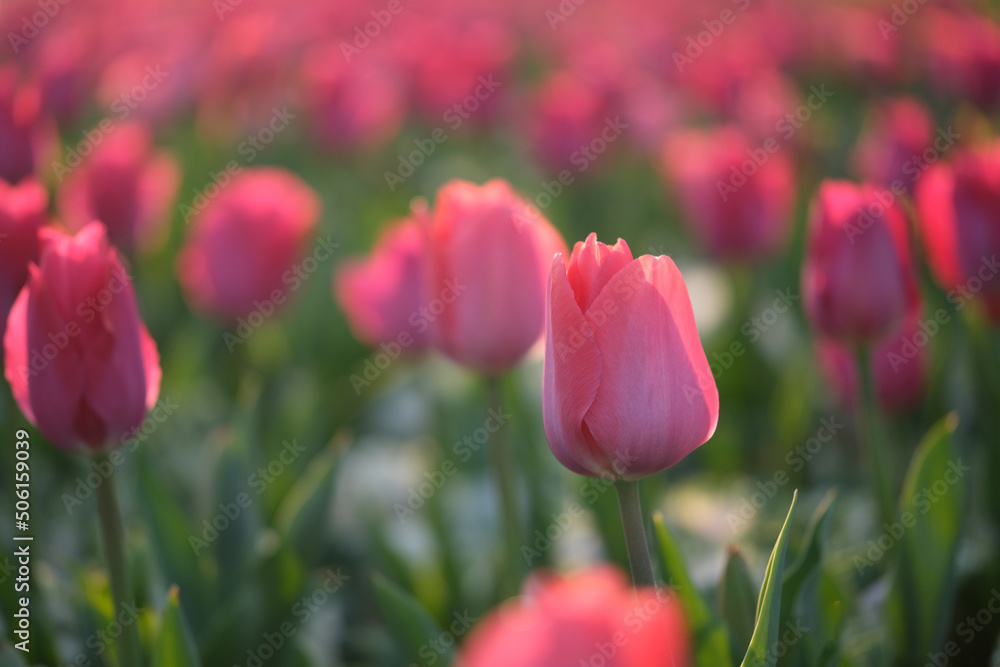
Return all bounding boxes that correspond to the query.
[614,480,655,588]
[95,454,143,667]
[486,376,523,596]
[854,349,896,530]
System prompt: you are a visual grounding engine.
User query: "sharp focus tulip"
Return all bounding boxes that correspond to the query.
[0,179,46,329]
[662,125,795,262]
[176,168,320,322]
[915,141,1000,320]
[802,180,917,343]
[58,122,179,253]
[425,179,567,374]
[3,223,161,453]
[543,233,719,480]
[851,97,933,195]
[334,216,428,351]
[457,567,689,667]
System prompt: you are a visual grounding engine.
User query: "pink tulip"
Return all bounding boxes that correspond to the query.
[58,122,179,253]
[0,66,52,185]
[528,72,611,173]
[851,98,933,195]
[334,216,428,351]
[662,125,795,263]
[543,233,718,479]
[3,223,160,453]
[458,567,689,667]
[915,141,1000,319]
[0,179,46,329]
[177,168,320,322]
[802,180,917,344]
[923,8,1000,108]
[425,179,567,373]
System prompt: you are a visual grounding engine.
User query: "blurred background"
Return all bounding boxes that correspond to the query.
[1,0,999,665]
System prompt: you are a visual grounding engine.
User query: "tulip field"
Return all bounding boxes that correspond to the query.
[2,0,1000,665]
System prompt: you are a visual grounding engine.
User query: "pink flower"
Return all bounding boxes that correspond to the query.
[3,223,160,453]
[802,180,917,343]
[458,567,689,667]
[425,179,567,374]
[662,125,795,263]
[58,122,179,253]
[543,233,718,480]
[851,97,933,195]
[0,179,46,329]
[177,168,320,322]
[334,216,428,350]
[0,66,52,185]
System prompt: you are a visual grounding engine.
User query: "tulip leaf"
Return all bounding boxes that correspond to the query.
[741,490,798,667]
[652,513,732,667]
[888,414,963,662]
[718,547,758,658]
[152,587,201,667]
[372,572,452,666]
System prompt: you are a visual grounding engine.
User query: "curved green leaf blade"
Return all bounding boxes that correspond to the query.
[152,587,201,667]
[372,573,452,666]
[719,546,758,658]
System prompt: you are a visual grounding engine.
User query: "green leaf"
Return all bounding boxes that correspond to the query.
[742,490,798,667]
[781,490,837,623]
[152,587,201,667]
[372,573,451,666]
[718,546,758,658]
[889,414,963,661]
[652,513,732,667]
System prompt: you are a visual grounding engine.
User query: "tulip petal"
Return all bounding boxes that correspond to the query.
[566,233,633,311]
[3,284,34,424]
[542,257,606,476]
[583,256,719,478]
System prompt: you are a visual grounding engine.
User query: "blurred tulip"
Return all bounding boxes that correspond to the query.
[529,72,610,172]
[802,180,917,343]
[816,301,928,414]
[543,233,718,479]
[58,122,179,253]
[662,125,795,263]
[924,9,1000,108]
[458,567,689,667]
[0,66,52,184]
[852,98,933,194]
[177,168,320,321]
[3,223,161,453]
[915,140,1000,319]
[425,179,567,373]
[335,216,428,350]
[0,179,46,329]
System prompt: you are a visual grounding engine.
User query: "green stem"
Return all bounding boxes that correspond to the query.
[614,480,655,588]
[95,454,142,667]
[485,376,522,596]
[853,349,896,530]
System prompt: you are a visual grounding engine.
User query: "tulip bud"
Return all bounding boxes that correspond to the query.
[662,125,795,263]
[802,180,917,344]
[915,140,1000,319]
[851,97,933,195]
[176,168,320,321]
[458,567,689,667]
[543,233,719,480]
[334,216,428,350]
[424,179,567,373]
[0,179,46,330]
[59,121,180,253]
[3,223,161,453]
